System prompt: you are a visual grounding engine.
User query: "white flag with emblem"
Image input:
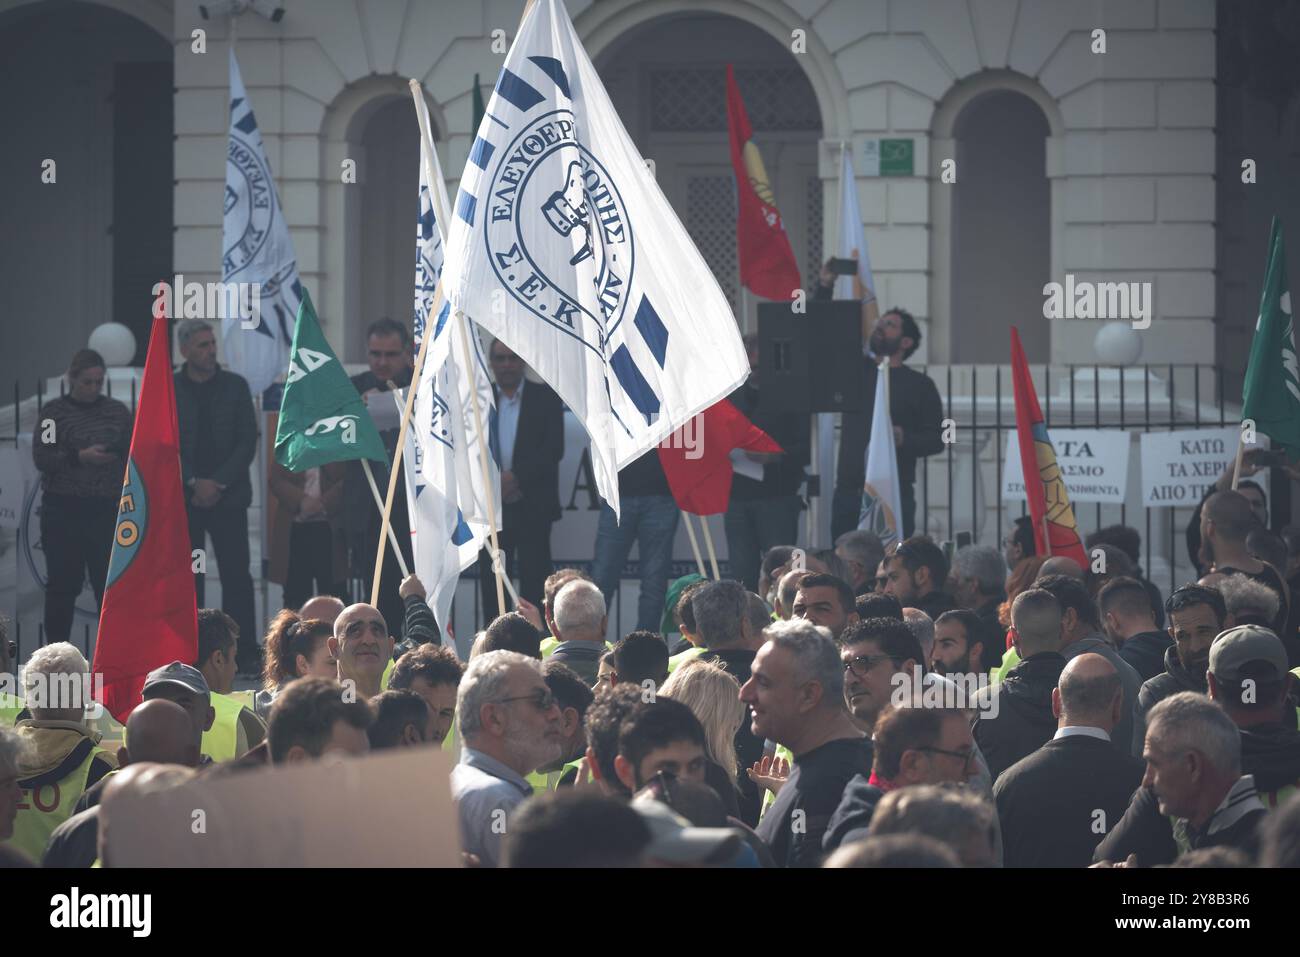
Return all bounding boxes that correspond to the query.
[834,146,877,304]
[221,49,304,398]
[441,0,750,518]
[860,360,903,547]
[403,89,499,637]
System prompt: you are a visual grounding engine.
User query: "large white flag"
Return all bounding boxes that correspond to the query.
[221,49,303,398]
[404,90,499,638]
[442,0,749,518]
[833,146,877,304]
[860,360,903,547]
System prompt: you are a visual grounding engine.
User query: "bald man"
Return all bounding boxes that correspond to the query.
[1037,556,1084,580]
[299,595,346,625]
[97,763,198,868]
[330,603,394,700]
[42,701,200,868]
[994,653,1145,867]
[1201,490,1290,636]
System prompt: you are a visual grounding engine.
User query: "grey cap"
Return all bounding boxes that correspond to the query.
[142,661,210,697]
[1209,625,1289,684]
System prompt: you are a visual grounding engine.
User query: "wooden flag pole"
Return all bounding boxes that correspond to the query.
[1041,513,1053,558]
[699,514,722,580]
[362,459,410,577]
[1231,430,1246,489]
[408,78,507,617]
[681,510,708,579]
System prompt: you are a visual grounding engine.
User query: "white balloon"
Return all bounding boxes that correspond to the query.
[1093,322,1142,366]
[87,323,137,368]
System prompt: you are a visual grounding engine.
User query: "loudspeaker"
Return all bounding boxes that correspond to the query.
[757,300,867,414]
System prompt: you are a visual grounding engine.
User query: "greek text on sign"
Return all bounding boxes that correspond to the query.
[1139,427,1241,507]
[1002,429,1130,504]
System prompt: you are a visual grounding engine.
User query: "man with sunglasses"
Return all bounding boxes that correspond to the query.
[452,650,563,867]
[823,700,981,855]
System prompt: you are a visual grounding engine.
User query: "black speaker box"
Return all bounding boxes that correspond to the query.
[756,300,867,414]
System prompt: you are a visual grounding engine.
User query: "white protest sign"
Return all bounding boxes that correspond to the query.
[1002,429,1130,504]
[1140,427,1240,507]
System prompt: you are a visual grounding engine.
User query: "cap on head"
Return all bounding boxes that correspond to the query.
[1209,625,1288,684]
[142,661,211,698]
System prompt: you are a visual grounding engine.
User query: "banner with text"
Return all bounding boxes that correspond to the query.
[1002,429,1130,504]
[1140,427,1240,507]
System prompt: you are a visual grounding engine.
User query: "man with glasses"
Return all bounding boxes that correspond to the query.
[839,617,926,733]
[452,650,563,867]
[477,339,565,619]
[329,603,395,702]
[823,700,981,855]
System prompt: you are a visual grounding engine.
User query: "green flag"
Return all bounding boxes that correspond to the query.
[1242,216,1300,462]
[472,73,485,132]
[274,289,388,471]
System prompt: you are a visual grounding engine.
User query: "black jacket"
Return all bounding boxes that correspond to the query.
[1118,630,1173,684]
[495,380,565,523]
[1133,645,1207,754]
[822,774,885,854]
[1094,781,1266,867]
[343,371,412,550]
[173,365,258,509]
[972,652,1066,782]
[914,590,956,622]
[835,360,943,490]
[727,380,810,498]
[1241,722,1300,805]
[995,734,1144,868]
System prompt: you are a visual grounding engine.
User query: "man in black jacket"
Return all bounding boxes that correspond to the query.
[883,536,955,621]
[971,588,1066,781]
[343,318,414,638]
[725,335,809,593]
[995,653,1144,867]
[1099,576,1172,683]
[820,299,943,541]
[1132,584,1225,754]
[174,319,259,670]
[478,339,564,618]
[1095,692,1267,867]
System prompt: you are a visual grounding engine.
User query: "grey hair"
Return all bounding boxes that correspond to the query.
[902,608,935,661]
[552,580,606,636]
[692,580,746,648]
[23,642,90,712]
[867,785,997,863]
[1145,692,1241,777]
[762,618,843,704]
[835,530,885,577]
[1217,573,1281,624]
[176,318,213,347]
[457,650,541,741]
[951,545,1006,594]
[0,727,27,779]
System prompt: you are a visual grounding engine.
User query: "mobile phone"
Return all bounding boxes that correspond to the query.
[956,531,973,549]
[827,256,858,276]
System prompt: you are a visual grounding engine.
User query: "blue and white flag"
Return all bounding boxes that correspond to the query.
[403,88,498,638]
[222,49,303,398]
[442,0,750,518]
[861,360,903,547]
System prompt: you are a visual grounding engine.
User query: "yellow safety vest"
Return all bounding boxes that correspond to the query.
[527,758,585,793]
[9,739,108,863]
[667,646,706,673]
[540,637,559,658]
[228,690,256,711]
[381,657,394,691]
[992,647,1020,684]
[200,693,245,763]
[759,744,794,818]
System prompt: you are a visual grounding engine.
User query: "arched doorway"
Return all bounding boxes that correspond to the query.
[0,0,172,384]
[592,13,824,332]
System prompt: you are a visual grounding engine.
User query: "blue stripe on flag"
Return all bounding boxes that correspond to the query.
[451,510,473,546]
[527,56,571,98]
[610,345,660,422]
[469,136,495,170]
[456,189,477,227]
[633,296,669,368]
[495,69,544,112]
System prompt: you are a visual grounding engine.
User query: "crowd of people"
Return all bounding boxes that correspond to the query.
[4,483,1300,867]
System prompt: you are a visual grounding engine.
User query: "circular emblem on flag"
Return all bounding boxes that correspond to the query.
[105,459,147,589]
[483,109,635,352]
[224,132,276,279]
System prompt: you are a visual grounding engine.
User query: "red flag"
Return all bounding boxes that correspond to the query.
[658,399,782,516]
[726,64,801,301]
[93,318,198,722]
[1009,328,1088,569]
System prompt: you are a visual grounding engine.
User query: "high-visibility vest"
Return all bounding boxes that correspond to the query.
[759,744,794,818]
[200,693,246,763]
[227,690,256,711]
[667,646,706,673]
[381,658,394,691]
[527,759,585,793]
[9,738,108,863]
[992,648,1020,684]
[540,637,559,658]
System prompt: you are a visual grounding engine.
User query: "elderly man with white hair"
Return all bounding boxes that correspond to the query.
[548,580,609,685]
[6,642,117,862]
[451,650,563,867]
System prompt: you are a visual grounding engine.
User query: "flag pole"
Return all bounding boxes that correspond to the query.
[362,458,410,578]
[699,514,722,580]
[1231,431,1245,489]
[408,78,507,617]
[1041,513,1053,558]
[680,510,708,579]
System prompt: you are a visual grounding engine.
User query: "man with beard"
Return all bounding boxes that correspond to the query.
[884,537,956,620]
[932,610,987,679]
[826,304,944,541]
[1132,584,1226,755]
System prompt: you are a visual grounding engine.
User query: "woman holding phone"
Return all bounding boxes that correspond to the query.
[32,348,132,642]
